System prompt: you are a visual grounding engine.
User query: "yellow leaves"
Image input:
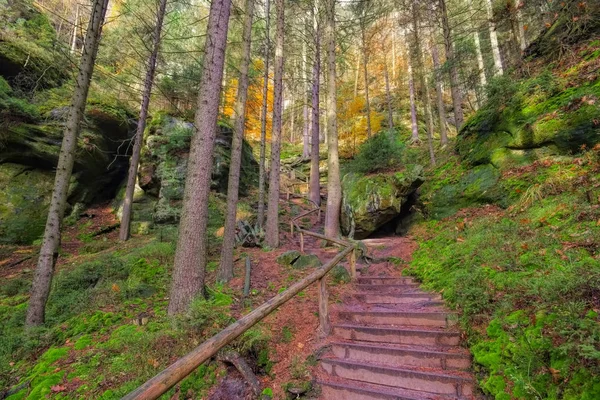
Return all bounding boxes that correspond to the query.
[148,358,160,368]
[111,283,120,293]
[222,60,273,142]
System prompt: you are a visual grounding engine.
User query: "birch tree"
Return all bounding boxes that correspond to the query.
[26,0,109,327]
[168,0,233,315]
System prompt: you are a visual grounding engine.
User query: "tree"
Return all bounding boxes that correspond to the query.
[302,31,311,159]
[359,10,372,138]
[485,0,504,75]
[119,0,169,241]
[324,0,341,238]
[265,0,285,248]
[431,39,448,146]
[218,0,256,282]
[439,0,464,130]
[26,0,109,327]
[257,0,271,230]
[168,0,233,315]
[309,0,321,206]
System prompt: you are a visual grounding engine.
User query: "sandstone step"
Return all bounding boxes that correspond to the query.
[357,284,422,293]
[332,324,461,346]
[321,358,474,397]
[355,292,442,305]
[339,309,458,328]
[318,377,468,400]
[330,341,471,370]
[357,276,416,285]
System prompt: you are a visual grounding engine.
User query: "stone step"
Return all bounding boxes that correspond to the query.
[356,284,423,293]
[330,341,471,371]
[339,309,458,328]
[333,324,461,346]
[318,377,457,400]
[355,292,442,305]
[321,358,474,397]
[357,276,416,285]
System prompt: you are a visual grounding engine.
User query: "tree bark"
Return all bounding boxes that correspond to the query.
[302,35,310,158]
[469,0,487,94]
[218,0,255,283]
[407,57,419,142]
[26,0,109,327]
[265,0,285,248]
[309,0,321,206]
[257,0,271,230]
[120,0,168,241]
[384,57,393,130]
[70,4,79,54]
[324,0,341,238]
[431,41,448,146]
[485,0,504,75]
[168,0,233,315]
[360,20,372,138]
[439,0,464,130]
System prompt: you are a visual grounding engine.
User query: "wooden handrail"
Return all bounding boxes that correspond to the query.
[122,246,353,400]
[123,170,359,399]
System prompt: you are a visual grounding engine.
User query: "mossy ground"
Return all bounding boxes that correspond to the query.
[407,149,600,399]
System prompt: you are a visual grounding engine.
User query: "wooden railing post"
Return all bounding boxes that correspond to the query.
[300,231,304,253]
[350,248,357,281]
[318,277,330,337]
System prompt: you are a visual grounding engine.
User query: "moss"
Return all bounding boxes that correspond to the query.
[341,165,424,238]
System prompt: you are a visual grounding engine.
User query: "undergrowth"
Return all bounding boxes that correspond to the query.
[407,149,600,399]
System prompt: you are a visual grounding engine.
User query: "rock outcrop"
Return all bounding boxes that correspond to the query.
[341,165,424,239]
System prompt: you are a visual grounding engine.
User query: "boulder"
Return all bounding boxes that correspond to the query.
[137,114,258,225]
[276,250,322,269]
[276,251,302,266]
[0,163,54,244]
[428,164,508,219]
[341,165,424,239]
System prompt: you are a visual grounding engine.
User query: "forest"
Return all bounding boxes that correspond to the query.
[1,0,600,398]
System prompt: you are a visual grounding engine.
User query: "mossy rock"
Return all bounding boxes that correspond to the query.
[276,250,302,266]
[292,254,322,269]
[341,165,424,239]
[0,0,70,90]
[428,164,508,219]
[0,163,54,244]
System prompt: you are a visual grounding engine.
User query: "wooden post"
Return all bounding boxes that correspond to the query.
[286,188,290,201]
[318,277,330,337]
[300,231,304,253]
[290,221,294,236]
[243,257,251,297]
[350,248,357,280]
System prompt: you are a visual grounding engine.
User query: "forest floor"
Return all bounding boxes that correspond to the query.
[0,189,419,400]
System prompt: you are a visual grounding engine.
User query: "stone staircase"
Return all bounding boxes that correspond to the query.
[317,274,477,399]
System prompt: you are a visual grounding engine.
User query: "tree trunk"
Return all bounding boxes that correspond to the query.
[353,52,360,98]
[439,0,464,130]
[424,73,436,166]
[324,0,341,238]
[265,0,284,248]
[431,41,448,146]
[302,35,310,158]
[516,6,527,51]
[485,0,504,75]
[120,0,168,241]
[360,21,372,138]
[408,57,419,142]
[384,57,394,130]
[218,0,255,283]
[70,4,79,54]
[470,0,487,89]
[168,0,233,315]
[26,0,109,327]
[309,1,321,207]
[257,0,271,230]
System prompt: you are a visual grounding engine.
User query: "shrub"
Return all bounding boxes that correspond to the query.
[348,130,405,174]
